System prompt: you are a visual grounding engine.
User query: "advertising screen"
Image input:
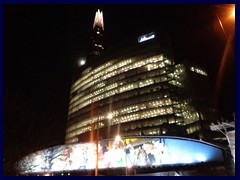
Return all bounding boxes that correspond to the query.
[16,137,224,174]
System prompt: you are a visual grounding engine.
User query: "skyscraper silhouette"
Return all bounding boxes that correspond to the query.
[88,9,104,60]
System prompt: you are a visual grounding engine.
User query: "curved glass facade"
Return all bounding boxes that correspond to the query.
[65,32,217,145]
[66,51,182,143]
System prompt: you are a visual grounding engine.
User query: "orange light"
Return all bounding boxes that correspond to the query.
[231,8,235,18]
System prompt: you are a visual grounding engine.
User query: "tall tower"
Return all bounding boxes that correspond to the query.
[88,9,104,60]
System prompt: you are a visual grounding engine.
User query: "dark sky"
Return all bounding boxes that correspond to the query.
[3,4,235,166]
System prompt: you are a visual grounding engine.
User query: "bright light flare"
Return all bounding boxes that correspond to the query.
[107,113,113,119]
[230,8,235,18]
[78,59,86,66]
[115,135,121,142]
[196,154,207,162]
[182,156,193,164]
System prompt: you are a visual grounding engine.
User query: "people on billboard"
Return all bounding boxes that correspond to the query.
[43,149,53,171]
[97,141,109,168]
[124,140,134,167]
[84,144,96,169]
[37,138,171,172]
[135,146,147,166]
[144,141,156,165]
[152,139,166,165]
[79,146,89,169]
[32,151,47,172]
[17,137,226,174]
[61,146,73,170]
[104,138,125,168]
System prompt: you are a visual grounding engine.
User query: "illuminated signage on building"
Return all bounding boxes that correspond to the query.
[16,137,224,174]
[138,32,156,43]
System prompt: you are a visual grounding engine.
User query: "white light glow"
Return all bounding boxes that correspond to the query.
[115,135,121,141]
[190,66,208,76]
[196,154,206,162]
[182,156,193,164]
[107,113,113,119]
[138,32,156,43]
[78,59,86,66]
[93,9,104,30]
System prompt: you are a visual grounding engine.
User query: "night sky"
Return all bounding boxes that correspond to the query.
[3,4,235,171]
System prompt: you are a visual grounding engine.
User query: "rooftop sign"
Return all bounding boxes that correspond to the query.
[138,32,156,43]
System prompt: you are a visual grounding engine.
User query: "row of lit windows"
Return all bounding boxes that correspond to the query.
[182,111,200,124]
[69,79,157,114]
[94,44,104,48]
[169,80,183,87]
[190,67,208,76]
[65,106,174,140]
[67,98,173,133]
[66,127,165,143]
[69,64,169,110]
[123,118,168,131]
[80,56,166,93]
[70,67,171,108]
[71,59,131,93]
[70,57,163,105]
[124,128,161,136]
[123,130,142,137]
[67,137,78,143]
[70,55,164,97]
[66,108,191,142]
[168,71,184,80]
[66,114,191,143]
[71,61,113,92]
[69,78,151,114]
[143,128,161,135]
[68,74,170,115]
[68,85,173,122]
[186,124,201,134]
[167,65,185,82]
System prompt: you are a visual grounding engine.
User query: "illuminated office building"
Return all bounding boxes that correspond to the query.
[65,27,220,144]
[15,10,231,176]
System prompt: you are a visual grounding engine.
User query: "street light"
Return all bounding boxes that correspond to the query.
[230,8,235,18]
[107,113,113,120]
[95,111,112,176]
[213,4,235,42]
[211,4,235,109]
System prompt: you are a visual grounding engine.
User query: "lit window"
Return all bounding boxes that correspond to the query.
[190,66,208,76]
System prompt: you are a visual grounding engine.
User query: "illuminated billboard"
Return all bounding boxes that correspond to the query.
[16,137,224,174]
